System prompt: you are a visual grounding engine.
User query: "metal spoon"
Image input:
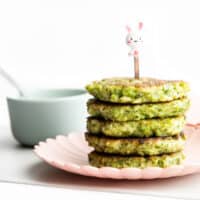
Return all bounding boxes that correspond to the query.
[0,65,24,96]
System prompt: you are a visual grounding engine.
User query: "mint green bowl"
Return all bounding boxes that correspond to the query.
[7,88,88,146]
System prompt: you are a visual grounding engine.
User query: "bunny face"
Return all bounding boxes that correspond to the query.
[126,32,142,48]
[126,22,143,53]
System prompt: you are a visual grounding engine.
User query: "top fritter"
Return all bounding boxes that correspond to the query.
[86,77,190,104]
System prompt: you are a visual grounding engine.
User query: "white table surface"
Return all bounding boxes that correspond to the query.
[0,182,177,200]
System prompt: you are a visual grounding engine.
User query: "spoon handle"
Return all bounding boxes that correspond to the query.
[0,65,24,96]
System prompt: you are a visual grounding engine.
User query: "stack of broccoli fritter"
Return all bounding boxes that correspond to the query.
[85,77,190,169]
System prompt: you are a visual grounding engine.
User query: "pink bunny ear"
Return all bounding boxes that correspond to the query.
[126,25,132,33]
[138,22,143,30]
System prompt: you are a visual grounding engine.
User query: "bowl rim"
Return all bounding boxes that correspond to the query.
[7,88,88,102]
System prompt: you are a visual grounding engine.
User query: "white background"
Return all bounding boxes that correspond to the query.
[0,0,199,199]
[0,0,200,95]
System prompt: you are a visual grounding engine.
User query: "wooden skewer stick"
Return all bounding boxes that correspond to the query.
[134,52,139,79]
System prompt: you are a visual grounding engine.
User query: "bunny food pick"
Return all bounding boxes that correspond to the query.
[126,22,143,79]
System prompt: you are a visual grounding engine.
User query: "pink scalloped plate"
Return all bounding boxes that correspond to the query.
[34,124,200,180]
